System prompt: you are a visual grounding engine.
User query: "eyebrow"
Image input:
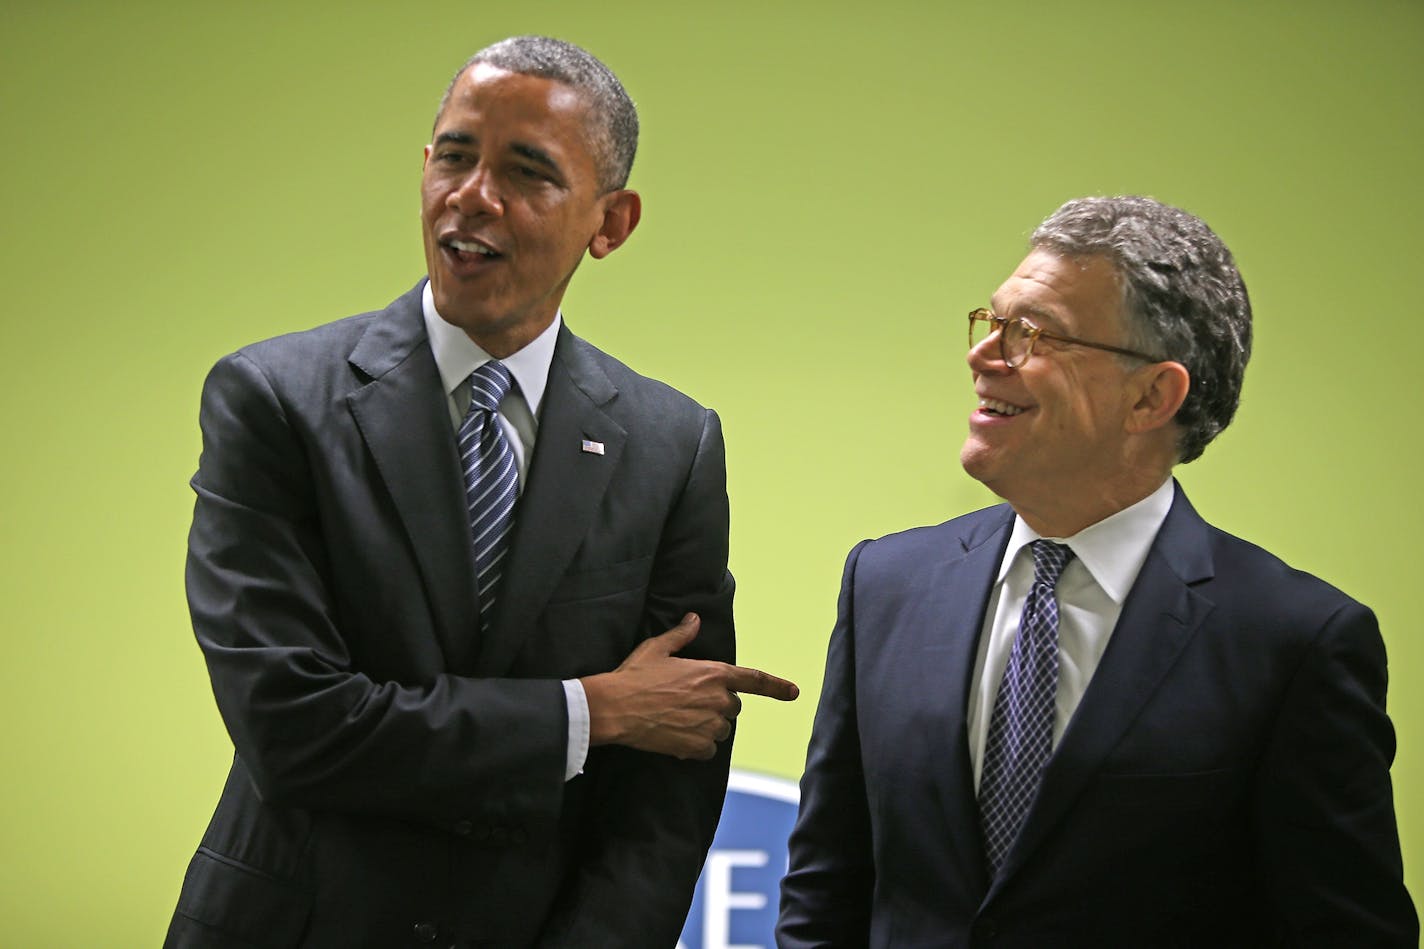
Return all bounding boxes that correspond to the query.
[433,131,474,147]
[511,142,563,178]
[991,299,1064,332]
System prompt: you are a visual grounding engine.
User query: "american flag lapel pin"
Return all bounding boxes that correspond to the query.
[581,438,605,456]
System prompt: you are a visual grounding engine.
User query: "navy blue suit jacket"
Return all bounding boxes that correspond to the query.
[779,485,1415,947]
[166,282,735,948]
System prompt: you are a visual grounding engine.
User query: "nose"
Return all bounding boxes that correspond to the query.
[447,165,503,218]
[967,326,1010,374]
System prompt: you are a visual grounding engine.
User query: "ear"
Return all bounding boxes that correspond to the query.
[422,143,432,170]
[588,189,642,259]
[1125,360,1190,434]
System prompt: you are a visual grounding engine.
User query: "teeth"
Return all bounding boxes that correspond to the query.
[450,239,495,256]
[979,397,1024,417]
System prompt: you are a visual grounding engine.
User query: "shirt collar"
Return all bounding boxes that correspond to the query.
[997,478,1175,603]
[421,280,559,415]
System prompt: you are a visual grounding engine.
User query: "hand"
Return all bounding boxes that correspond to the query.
[581,613,799,760]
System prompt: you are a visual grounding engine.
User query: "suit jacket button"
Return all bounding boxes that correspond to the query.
[452,819,473,836]
[413,921,439,943]
[489,826,509,844]
[972,916,998,940]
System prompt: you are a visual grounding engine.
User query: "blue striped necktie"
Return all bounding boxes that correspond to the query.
[458,361,519,634]
[978,539,1075,874]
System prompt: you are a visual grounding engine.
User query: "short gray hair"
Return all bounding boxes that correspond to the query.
[436,36,639,193]
[1032,196,1252,464]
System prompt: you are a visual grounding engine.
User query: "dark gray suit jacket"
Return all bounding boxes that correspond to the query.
[778,486,1415,948]
[166,282,735,948]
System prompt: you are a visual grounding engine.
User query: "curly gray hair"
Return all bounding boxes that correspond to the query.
[1032,196,1252,463]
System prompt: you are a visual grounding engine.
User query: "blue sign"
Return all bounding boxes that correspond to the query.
[678,770,799,949]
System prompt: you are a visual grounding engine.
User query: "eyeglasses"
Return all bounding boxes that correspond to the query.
[968,308,1164,369]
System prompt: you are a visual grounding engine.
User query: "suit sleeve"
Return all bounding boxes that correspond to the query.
[535,407,738,948]
[777,540,876,948]
[187,351,568,830]
[1252,599,1419,946]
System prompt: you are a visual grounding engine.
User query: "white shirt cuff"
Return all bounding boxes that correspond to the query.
[562,678,590,781]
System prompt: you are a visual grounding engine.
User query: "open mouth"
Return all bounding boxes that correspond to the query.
[443,237,502,264]
[978,397,1026,417]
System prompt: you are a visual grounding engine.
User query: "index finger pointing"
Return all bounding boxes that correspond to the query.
[725,665,800,701]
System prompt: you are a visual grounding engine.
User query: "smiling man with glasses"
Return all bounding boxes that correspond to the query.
[779,196,1416,947]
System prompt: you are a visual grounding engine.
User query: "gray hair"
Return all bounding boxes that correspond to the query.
[436,36,639,193]
[1031,196,1252,464]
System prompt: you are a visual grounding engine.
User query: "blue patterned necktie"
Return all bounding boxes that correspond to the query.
[458,361,519,634]
[979,539,1075,874]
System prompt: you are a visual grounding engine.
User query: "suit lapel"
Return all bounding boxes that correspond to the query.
[345,283,481,673]
[477,325,626,674]
[988,484,1216,892]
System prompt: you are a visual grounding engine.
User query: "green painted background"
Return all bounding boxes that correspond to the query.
[2,1,1419,942]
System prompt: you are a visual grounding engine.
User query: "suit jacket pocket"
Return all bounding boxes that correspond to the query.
[173,847,310,946]
[546,555,653,604]
[1091,767,1239,811]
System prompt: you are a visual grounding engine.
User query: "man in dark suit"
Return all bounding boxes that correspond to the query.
[166,36,797,948]
[778,196,1416,947]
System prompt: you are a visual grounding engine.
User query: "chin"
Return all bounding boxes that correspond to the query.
[433,307,480,332]
[961,452,1013,499]
[959,441,991,480]
[433,293,500,332]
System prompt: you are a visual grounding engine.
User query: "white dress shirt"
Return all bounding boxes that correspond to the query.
[422,282,590,781]
[966,478,1175,791]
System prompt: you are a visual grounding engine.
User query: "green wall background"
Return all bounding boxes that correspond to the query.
[2,1,1420,942]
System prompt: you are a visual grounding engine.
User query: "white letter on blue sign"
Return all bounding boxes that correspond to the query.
[702,849,770,949]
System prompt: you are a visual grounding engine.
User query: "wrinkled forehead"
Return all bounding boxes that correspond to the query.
[992,249,1126,333]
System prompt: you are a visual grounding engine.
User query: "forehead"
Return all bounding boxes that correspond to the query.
[992,249,1124,333]
[437,64,596,152]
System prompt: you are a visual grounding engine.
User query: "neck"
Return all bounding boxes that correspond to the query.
[1012,469,1172,538]
[465,314,556,360]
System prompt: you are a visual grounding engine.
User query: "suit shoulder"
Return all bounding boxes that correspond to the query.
[217,282,424,376]
[865,504,1012,549]
[854,504,1012,568]
[230,309,380,373]
[1201,520,1371,625]
[566,332,710,420]
[204,283,428,401]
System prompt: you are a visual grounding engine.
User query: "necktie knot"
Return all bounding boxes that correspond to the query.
[1029,540,1074,588]
[469,361,513,414]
